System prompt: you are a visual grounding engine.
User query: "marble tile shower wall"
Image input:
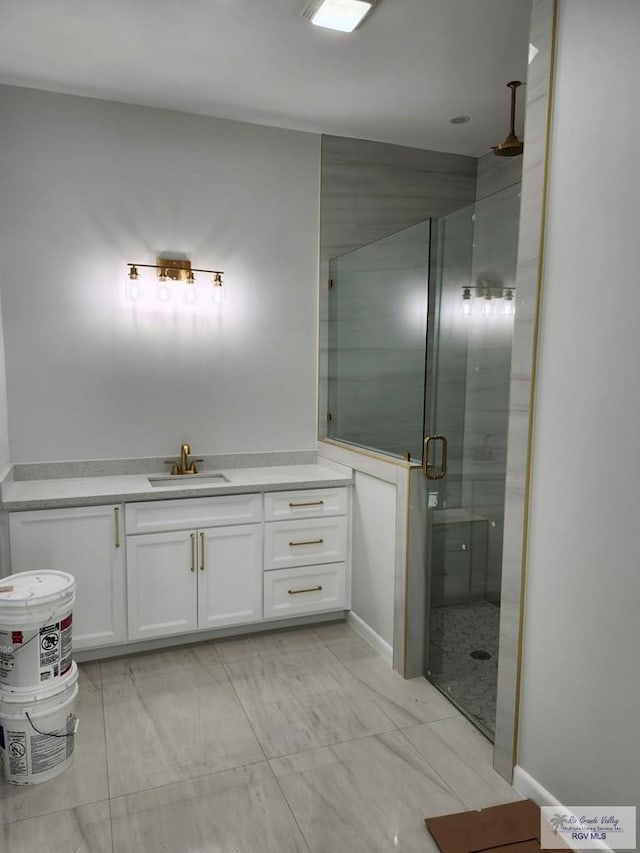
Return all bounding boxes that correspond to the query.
[433,160,521,605]
[319,134,477,439]
[463,166,522,602]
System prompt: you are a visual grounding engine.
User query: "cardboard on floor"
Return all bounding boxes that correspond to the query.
[425,799,573,853]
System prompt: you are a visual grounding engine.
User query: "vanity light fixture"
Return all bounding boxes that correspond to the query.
[126,257,224,305]
[300,0,378,33]
[460,282,515,318]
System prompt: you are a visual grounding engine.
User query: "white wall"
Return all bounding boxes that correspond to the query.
[0,86,320,463]
[0,291,10,472]
[517,0,640,810]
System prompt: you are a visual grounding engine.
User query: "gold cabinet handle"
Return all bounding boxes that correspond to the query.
[288,500,324,508]
[288,585,323,595]
[422,434,448,480]
[288,538,324,547]
[114,507,121,549]
[190,533,196,572]
[200,531,205,571]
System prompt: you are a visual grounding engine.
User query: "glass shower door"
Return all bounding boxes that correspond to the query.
[327,220,430,460]
[423,186,520,739]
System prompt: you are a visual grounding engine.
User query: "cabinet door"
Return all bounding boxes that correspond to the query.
[9,505,126,651]
[126,531,198,641]
[198,524,262,630]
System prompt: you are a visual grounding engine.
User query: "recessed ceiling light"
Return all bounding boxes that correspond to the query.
[300,0,377,33]
[449,115,471,124]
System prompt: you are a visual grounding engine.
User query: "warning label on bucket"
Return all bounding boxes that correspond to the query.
[30,731,69,774]
[0,612,73,687]
[7,730,28,776]
[40,624,60,665]
[1,722,75,780]
[37,617,72,680]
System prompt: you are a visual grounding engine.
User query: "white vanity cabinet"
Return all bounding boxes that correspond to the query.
[6,481,351,655]
[125,495,263,641]
[263,488,349,619]
[8,504,127,650]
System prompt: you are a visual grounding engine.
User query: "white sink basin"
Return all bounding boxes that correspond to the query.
[148,472,230,487]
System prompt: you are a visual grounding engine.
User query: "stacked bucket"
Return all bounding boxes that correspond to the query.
[0,571,79,785]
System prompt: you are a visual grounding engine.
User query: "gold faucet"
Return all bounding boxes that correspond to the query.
[164,443,203,475]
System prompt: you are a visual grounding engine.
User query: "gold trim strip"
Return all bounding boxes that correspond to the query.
[402,468,412,677]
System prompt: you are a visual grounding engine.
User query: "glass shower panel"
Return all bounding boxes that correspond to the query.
[327,220,430,460]
[425,184,520,740]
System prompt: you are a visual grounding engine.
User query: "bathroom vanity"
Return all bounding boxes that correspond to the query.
[3,463,352,658]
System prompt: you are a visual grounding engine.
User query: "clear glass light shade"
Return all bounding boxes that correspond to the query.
[481,296,493,317]
[461,288,472,317]
[503,296,515,317]
[126,272,142,302]
[184,284,198,305]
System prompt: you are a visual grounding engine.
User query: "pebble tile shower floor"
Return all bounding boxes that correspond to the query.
[0,622,519,852]
[428,601,500,737]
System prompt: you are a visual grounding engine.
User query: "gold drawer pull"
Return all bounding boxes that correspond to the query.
[289,538,324,547]
[288,585,323,595]
[200,531,205,571]
[190,533,196,572]
[288,500,324,508]
[114,507,121,549]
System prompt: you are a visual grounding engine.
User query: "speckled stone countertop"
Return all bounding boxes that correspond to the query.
[1,463,353,511]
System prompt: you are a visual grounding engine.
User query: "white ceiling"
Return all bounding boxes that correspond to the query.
[0,0,532,157]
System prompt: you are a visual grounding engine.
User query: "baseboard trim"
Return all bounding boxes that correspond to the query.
[513,766,615,853]
[346,610,393,664]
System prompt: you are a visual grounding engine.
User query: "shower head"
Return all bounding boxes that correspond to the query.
[492,81,524,157]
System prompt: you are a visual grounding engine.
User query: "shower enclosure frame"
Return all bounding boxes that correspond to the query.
[317,0,558,781]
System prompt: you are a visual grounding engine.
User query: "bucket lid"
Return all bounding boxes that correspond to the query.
[0,571,75,608]
[0,661,78,706]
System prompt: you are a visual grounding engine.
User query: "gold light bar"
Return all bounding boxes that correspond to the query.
[127,257,224,288]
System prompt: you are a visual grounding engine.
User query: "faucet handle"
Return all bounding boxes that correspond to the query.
[190,459,204,474]
[164,460,179,475]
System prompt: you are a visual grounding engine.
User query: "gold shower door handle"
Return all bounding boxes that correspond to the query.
[423,434,448,480]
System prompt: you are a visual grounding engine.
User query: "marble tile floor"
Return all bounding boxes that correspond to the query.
[0,621,521,852]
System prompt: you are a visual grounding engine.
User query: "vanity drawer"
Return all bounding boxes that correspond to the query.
[125,494,262,533]
[264,563,347,619]
[264,488,348,521]
[264,517,347,571]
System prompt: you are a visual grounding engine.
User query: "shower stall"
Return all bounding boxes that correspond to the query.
[327,183,520,738]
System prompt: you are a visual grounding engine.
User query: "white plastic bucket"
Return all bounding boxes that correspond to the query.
[0,571,76,693]
[0,661,79,785]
